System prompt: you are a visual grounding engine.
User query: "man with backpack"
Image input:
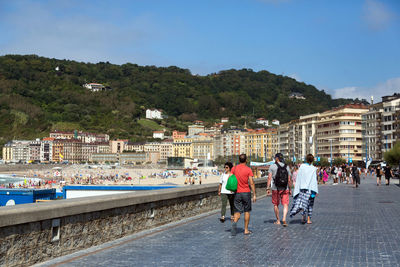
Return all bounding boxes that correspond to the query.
[267,153,292,227]
[351,163,361,188]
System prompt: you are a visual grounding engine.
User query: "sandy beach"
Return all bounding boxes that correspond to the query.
[0,164,223,188]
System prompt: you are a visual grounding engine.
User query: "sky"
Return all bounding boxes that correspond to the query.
[0,0,399,102]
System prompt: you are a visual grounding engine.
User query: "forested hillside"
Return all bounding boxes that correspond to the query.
[0,55,362,144]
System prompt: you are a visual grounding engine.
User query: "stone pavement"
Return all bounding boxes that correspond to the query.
[37,175,400,267]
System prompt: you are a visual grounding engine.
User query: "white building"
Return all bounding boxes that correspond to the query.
[83,83,105,92]
[153,131,165,139]
[256,118,269,127]
[272,119,280,126]
[40,140,53,162]
[188,125,205,136]
[146,109,163,120]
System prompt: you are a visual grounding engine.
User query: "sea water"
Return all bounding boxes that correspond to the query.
[0,174,40,186]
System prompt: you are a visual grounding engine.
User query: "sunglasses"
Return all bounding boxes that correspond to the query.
[224,166,230,169]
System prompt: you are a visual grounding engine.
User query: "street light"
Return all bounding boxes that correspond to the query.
[328,138,334,167]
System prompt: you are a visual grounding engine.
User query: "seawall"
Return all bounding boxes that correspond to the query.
[0,178,268,266]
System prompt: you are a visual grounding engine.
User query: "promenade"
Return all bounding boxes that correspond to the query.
[38,175,400,267]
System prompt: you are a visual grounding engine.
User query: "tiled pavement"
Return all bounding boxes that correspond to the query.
[38,176,400,267]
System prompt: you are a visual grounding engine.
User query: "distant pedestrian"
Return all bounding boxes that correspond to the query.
[322,168,329,184]
[218,162,235,223]
[290,154,318,224]
[384,165,393,186]
[330,166,337,184]
[376,165,382,186]
[351,163,360,188]
[292,165,298,188]
[267,153,292,227]
[231,154,256,236]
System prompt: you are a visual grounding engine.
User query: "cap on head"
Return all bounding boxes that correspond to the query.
[275,153,284,162]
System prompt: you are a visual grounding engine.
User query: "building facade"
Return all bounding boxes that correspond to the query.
[316,104,368,162]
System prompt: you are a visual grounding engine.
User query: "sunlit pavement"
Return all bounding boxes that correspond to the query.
[38,175,400,267]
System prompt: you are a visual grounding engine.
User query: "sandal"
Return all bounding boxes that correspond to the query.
[244,230,253,235]
[219,216,225,223]
[282,221,288,227]
[273,221,281,225]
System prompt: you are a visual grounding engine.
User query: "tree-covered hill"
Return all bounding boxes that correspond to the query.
[0,54,362,144]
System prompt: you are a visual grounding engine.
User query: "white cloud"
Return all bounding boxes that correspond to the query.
[0,1,162,64]
[333,86,360,99]
[332,77,400,102]
[363,0,395,31]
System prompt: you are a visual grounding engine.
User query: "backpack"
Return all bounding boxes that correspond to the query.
[225,174,238,192]
[274,162,289,190]
[352,167,359,178]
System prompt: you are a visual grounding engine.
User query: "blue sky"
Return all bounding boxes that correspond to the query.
[0,0,399,101]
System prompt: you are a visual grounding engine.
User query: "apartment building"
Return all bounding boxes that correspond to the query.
[277,123,289,158]
[110,140,128,154]
[51,138,64,163]
[50,131,109,143]
[362,102,383,161]
[221,129,245,157]
[29,140,41,162]
[40,139,53,162]
[188,125,205,136]
[2,140,31,162]
[126,142,145,152]
[172,138,193,158]
[192,136,214,160]
[295,113,320,161]
[380,94,400,153]
[160,139,173,162]
[316,104,368,162]
[361,94,400,161]
[243,128,278,161]
[172,130,186,139]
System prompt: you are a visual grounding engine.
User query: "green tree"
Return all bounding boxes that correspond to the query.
[384,142,400,166]
[333,158,346,166]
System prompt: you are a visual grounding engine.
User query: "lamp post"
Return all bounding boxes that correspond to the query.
[348,141,350,164]
[385,135,388,151]
[329,139,334,167]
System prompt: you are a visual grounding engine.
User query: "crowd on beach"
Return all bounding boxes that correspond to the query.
[0,165,223,189]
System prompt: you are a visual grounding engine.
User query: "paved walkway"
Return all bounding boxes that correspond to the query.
[38,175,400,267]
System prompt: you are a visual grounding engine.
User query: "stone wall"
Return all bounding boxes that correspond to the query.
[0,179,267,266]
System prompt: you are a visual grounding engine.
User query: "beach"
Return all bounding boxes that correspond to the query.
[0,164,223,188]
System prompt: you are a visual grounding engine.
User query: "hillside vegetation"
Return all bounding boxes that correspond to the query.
[0,54,362,145]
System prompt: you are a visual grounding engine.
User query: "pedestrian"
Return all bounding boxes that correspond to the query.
[330,166,337,184]
[376,165,382,186]
[267,153,292,227]
[218,162,235,223]
[345,166,351,184]
[290,154,318,224]
[351,163,360,188]
[292,165,298,188]
[322,168,329,184]
[384,165,393,186]
[231,154,257,236]
[341,164,346,183]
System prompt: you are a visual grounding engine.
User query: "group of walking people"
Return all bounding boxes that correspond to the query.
[317,164,362,187]
[217,153,318,236]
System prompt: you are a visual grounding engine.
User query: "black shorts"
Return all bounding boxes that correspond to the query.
[234,192,252,213]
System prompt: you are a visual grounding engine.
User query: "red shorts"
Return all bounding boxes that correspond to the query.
[272,190,289,206]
